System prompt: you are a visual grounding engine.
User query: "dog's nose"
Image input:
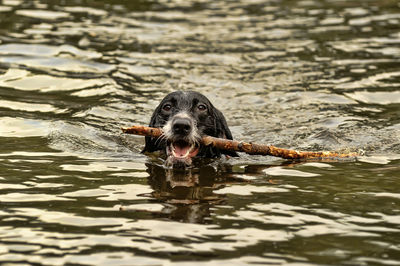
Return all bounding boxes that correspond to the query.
[172,118,192,135]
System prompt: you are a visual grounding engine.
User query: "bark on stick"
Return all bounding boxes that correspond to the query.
[121,125,358,160]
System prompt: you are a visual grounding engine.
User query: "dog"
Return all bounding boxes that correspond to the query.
[142,91,238,167]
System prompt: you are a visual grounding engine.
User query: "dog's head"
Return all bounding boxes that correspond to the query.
[143,91,238,167]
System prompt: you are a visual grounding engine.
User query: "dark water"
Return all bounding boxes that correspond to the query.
[0,0,400,265]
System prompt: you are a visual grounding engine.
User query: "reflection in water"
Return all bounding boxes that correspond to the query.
[142,161,306,223]
[145,162,246,223]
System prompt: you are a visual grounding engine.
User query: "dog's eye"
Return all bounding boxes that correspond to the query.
[162,104,172,111]
[197,104,207,111]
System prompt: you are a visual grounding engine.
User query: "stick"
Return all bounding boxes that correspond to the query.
[121,125,358,160]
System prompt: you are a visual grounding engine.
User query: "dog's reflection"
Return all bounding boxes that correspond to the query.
[127,159,298,223]
[145,162,246,223]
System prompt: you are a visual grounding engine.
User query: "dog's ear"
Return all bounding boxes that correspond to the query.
[214,108,239,157]
[142,104,163,153]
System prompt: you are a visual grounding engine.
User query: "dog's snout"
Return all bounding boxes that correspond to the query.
[172,118,192,135]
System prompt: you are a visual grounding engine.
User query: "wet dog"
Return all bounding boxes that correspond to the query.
[142,91,238,167]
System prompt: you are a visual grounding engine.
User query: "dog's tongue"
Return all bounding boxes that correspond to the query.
[173,144,190,157]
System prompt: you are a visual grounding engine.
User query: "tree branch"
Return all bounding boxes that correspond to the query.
[121,125,358,160]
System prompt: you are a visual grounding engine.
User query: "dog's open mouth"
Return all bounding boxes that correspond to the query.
[166,140,199,167]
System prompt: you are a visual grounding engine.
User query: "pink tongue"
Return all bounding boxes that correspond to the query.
[174,145,190,157]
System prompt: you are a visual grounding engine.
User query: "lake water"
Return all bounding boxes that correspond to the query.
[0,0,400,265]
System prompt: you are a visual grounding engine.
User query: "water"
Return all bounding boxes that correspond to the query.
[0,0,400,265]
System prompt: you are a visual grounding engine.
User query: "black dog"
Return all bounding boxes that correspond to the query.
[142,91,238,167]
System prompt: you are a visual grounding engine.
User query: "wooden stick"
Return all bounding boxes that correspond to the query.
[121,125,358,160]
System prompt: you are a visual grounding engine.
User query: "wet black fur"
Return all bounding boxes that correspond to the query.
[142,91,238,158]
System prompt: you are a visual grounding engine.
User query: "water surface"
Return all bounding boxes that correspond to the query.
[0,0,400,265]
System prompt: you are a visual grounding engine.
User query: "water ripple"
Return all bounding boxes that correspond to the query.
[0,0,400,265]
